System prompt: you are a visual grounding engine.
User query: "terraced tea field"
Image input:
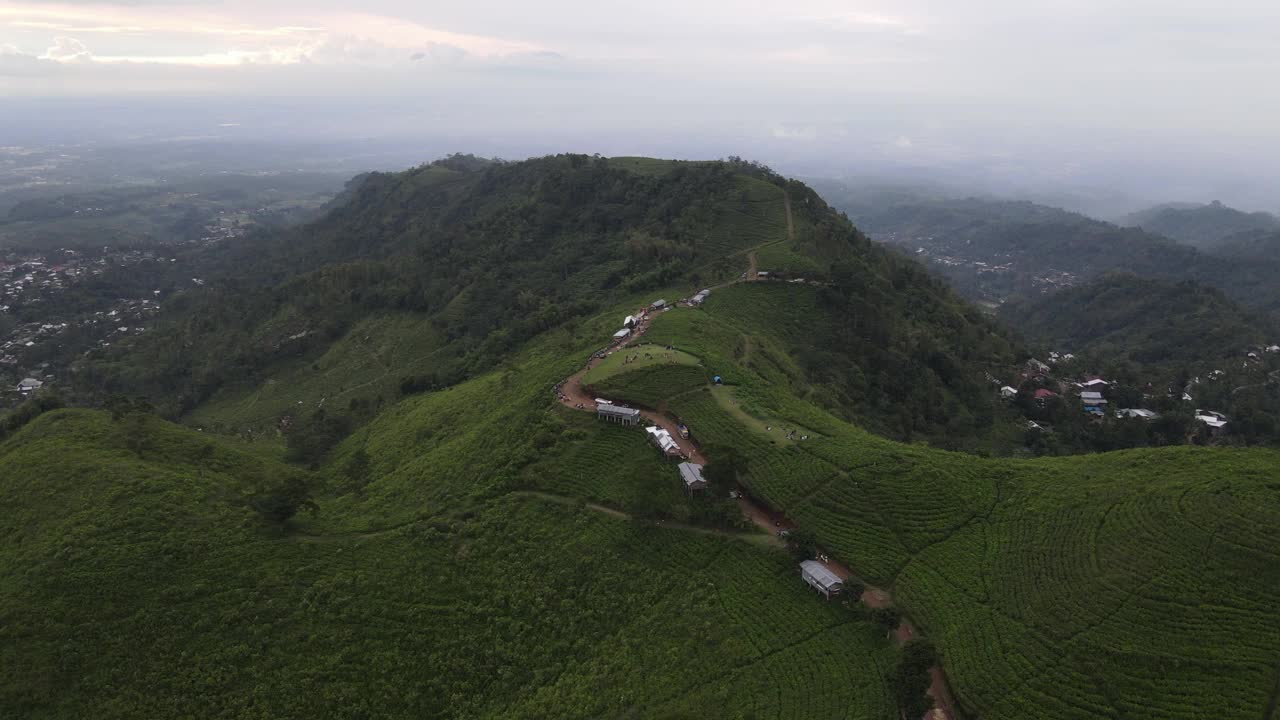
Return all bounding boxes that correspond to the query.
[0,409,901,720]
[645,282,1280,720]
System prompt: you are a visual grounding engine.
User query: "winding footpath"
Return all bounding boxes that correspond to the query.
[553,195,959,720]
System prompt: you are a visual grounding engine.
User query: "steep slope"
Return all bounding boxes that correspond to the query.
[81,155,1020,451]
[998,273,1273,364]
[1123,201,1280,250]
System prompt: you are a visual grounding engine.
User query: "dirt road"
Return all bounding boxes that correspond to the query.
[557,308,706,463]
[554,224,959,720]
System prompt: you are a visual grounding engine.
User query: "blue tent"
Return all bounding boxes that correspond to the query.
[713,376,723,384]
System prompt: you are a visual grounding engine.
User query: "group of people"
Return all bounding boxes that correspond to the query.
[765,425,810,441]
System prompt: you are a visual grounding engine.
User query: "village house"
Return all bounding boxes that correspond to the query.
[16,378,43,393]
[799,560,844,599]
[689,289,711,306]
[1117,408,1158,420]
[623,315,637,329]
[645,426,683,458]
[597,403,642,426]
[650,299,666,310]
[1000,385,1018,400]
[677,462,707,492]
[1080,391,1107,415]
[1195,410,1229,434]
[612,328,631,341]
[1033,388,1058,404]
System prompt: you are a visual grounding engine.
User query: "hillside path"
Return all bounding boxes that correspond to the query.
[557,307,706,463]
[514,491,782,546]
[554,204,958,720]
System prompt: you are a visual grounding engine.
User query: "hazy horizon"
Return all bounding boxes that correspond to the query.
[3,1,1279,214]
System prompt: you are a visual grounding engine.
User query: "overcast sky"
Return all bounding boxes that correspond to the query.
[3,1,1279,211]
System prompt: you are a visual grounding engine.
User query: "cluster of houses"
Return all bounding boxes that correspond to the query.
[1003,356,1238,434]
[595,404,707,491]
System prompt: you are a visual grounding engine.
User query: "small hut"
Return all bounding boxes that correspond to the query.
[799,560,844,599]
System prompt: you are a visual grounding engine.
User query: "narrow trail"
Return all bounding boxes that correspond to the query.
[554,194,959,720]
[558,307,707,463]
[513,491,782,546]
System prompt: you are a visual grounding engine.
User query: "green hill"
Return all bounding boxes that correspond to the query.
[1122,201,1280,250]
[0,408,903,719]
[621,285,1280,719]
[998,273,1273,364]
[81,154,1020,452]
[9,157,1280,720]
[10,277,1280,719]
[1211,229,1280,262]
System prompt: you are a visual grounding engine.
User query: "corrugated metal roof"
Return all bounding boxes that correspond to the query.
[800,560,842,589]
[678,462,705,487]
[598,404,640,418]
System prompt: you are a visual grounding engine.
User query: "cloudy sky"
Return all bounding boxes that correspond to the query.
[3,1,1279,210]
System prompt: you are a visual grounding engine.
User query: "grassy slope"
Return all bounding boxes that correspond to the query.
[0,407,899,720]
[9,277,1280,719]
[332,282,1280,720]
[633,287,1280,720]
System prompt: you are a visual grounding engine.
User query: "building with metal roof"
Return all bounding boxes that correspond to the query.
[677,462,706,492]
[799,560,844,599]
[597,404,642,426]
[645,426,683,458]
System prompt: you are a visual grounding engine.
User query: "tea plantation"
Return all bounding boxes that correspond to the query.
[642,284,1280,720]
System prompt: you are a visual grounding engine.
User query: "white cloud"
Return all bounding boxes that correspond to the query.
[41,35,91,61]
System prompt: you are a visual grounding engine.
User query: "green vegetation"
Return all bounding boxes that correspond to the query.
[645,286,1280,719]
[11,156,1280,719]
[0,407,899,719]
[1000,273,1272,365]
[588,364,708,410]
[820,190,1280,318]
[1001,274,1280,450]
[582,344,701,384]
[1122,200,1280,250]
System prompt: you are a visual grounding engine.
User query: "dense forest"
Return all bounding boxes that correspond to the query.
[999,273,1272,365]
[1121,200,1280,250]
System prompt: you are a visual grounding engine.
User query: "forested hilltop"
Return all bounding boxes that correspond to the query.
[78,154,1022,454]
[814,182,1280,316]
[1121,200,1280,250]
[999,273,1273,365]
[4,156,1278,720]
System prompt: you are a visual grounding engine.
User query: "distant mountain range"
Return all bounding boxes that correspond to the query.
[813,180,1280,319]
[1121,200,1280,251]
